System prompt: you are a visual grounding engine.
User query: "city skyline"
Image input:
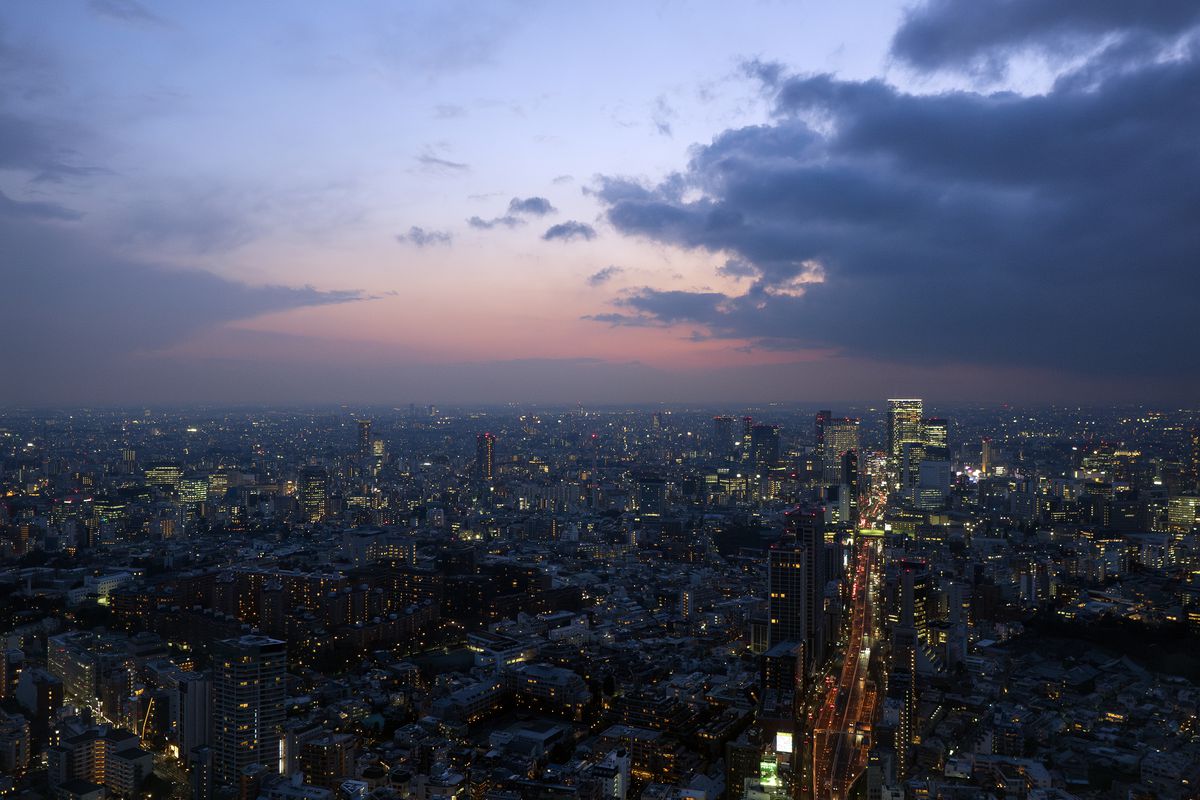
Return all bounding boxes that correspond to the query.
[3,1,1198,405]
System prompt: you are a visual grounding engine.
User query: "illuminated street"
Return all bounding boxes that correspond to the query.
[811,539,880,799]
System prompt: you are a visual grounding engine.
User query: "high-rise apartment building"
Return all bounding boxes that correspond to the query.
[767,542,806,649]
[476,432,496,481]
[211,635,286,786]
[790,506,828,665]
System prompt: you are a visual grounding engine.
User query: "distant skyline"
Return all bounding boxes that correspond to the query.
[2,1,1198,406]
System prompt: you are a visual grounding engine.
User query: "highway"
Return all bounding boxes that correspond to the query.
[810,538,880,799]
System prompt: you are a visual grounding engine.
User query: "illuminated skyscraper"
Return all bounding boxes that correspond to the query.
[981,437,993,476]
[356,419,372,458]
[887,399,924,461]
[767,541,806,649]
[298,466,329,523]
[211,636,285,786]
[145,463,183,491]
[1190,427,1200,490]
[922,417,948,460]
[773,506,827,665]
[822,417,860,481]
[476,432,496,482]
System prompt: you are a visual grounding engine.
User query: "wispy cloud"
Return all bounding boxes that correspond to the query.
[587,266,623,286]
[396,226,452,246]
[88,0,169,27]
[416,153,470,173]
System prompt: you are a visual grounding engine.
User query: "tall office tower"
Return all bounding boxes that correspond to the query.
[887,560,920,784]
[822,417,860,481]
[476,432,496,481]
[356,419,372,457]
[784,506,828,665]
[900,440,927,498]
[981,437,992,476]
[741,416,754,459]
[298,466,329,523]
[922,417,948,460]
[211,636,286,786]
[1191,427,1200,490]
[750,424,781,471]
[712,415,735,459]
[178,672,211,767]
[895,559,932,647]
[841,449,860,528]
[767,541,807,649]
[887,399,924,460]
[814,410,831,449]
[915,460,952,510]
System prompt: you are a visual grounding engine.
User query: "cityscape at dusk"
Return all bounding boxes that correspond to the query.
[2,3,1200,800]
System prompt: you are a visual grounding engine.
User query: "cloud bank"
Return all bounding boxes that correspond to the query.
[590,3,1200,387]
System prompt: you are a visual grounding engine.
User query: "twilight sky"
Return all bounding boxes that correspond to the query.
[2,0,1198,406]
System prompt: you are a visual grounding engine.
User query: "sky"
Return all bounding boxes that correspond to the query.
[2,0,1198,407]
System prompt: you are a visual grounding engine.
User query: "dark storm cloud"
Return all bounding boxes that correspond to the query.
[592,34,1200,382]
[396,226,452,246]
[507,196,556,216]
[543,221,596,242]
[0,213,363,403]
[586,266,623,287]
[891,0,1200,76]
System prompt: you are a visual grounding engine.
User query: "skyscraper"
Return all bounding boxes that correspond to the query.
[1190,426,1200,490]
[814,409,831,449]
[211,636,286,786]
[794,506,828,665]
[922,417,948,460]
[767,541,806,649]
[822,417,860,481]
[750,424,780,471]
[887,399,924,461]
[356,418,372,458]
[712,415,735,459]
[298,466,329,523]
[772,506,828,666]
[476,432,496,482]
[841,449,860,528]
